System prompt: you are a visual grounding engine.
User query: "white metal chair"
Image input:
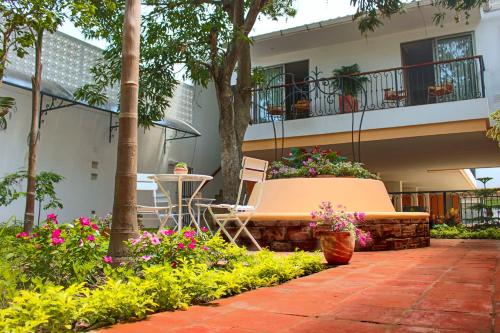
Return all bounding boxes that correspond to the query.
[137,174,177,229]
[198,157,268,250]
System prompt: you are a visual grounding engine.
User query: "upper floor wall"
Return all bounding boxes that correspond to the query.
[242,4,500,143]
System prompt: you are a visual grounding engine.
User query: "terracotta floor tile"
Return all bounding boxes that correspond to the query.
[415,296,492,314]
[285,318,390,333]
[332,303,407,324]
[400,310,491,332]
[203,309,307,333]
[349,292,420,308]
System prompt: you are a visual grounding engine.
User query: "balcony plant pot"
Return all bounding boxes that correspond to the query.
[338,95,358,113]
[317,230,355,265]
[174,167,188,175]
[174,162,189,175]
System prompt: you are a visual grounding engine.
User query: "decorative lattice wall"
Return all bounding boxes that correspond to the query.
[6,31,194,124]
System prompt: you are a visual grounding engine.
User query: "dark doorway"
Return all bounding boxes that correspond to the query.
[284,60,309,119]
[401,39,435,106]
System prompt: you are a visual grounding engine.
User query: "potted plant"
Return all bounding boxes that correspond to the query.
[174,162,188,175]
[310,202,372,264]
[333,64,368,113]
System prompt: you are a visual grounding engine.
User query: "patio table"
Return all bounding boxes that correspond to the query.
[149,174,213,232]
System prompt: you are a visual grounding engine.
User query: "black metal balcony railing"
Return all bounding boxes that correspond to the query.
[389,189,499,228]
[251,56,485,124]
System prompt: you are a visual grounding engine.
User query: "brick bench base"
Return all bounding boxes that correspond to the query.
[224,218,430,251]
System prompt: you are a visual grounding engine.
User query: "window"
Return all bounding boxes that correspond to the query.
[253,60,309,122]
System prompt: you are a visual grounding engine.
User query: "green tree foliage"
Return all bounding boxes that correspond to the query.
[0,170,64,210]
[487,109,500,145]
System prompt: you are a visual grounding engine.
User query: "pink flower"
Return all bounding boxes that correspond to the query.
[201,227,208,232]
[51,229,62,238]
[160,229,175,236]
[183,230,196,238]
[309,168,317,176]
[79,217,91,226]
[90,223,99,231]
[51,237,65,246]
[355,212,366,222]
[201,246,209,251]
[130,238,140,246]
[47,213,58,223]
[150,236,161,245]
[177,243,185,250]
[32,233,39,238]
[143,231,152,238]
[16,232,29,238]
[86,234,95,242]
[309,222,317,228]
[103,256,113,263]
[188,243,196,250]
[141,255,152,261]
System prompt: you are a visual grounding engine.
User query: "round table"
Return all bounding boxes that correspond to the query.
[149,174,213,231]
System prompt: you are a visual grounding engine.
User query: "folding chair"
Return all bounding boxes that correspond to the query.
[137,174,177,229]
[198,157,268,250]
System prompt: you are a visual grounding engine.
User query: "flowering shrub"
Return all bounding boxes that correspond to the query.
[310,201,372,247]
[0,249,324,332]
[126,228,213,269]
[13,214,109,286]
[268,146,378,179]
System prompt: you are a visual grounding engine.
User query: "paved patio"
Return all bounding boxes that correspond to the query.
[102,239,499,333]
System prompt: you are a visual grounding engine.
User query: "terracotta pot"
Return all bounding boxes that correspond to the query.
[319,231,355,265]
[338,95,359,113]
[174,167,188,175]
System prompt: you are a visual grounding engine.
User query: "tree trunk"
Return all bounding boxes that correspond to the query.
[108,0,141,261]
[234,30,252,158]
[215,79,242,203]
[214,0,253,203]
[24,31,43,233]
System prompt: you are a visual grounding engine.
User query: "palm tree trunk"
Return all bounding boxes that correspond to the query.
[24,30,43,233]
[108,0,141,261]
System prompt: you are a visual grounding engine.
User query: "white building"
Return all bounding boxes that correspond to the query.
[0,32,221,222]
[239,1,500,193]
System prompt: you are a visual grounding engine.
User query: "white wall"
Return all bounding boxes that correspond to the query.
[241,9,500,141]
[0,83,221,223]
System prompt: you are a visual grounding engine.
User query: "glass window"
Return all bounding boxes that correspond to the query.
[435,34,477,100]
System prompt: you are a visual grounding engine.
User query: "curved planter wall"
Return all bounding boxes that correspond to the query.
[225,177,430,251]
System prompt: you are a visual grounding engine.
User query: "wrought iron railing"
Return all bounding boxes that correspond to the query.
[389,188,499,228]
[251,55,485,124]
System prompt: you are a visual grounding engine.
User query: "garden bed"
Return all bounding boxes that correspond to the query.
[0,217,324,332]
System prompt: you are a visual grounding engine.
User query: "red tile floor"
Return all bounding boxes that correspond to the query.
[102,240,499,333]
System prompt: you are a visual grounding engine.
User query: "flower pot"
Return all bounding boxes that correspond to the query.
[174,167,188,175]
[319,231,355,265]
[317,175,336,178]
[339,95,359,113]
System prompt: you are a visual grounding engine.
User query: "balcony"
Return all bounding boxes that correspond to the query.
[251,56,485,125]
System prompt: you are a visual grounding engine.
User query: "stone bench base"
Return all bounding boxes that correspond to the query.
[224,218,430,251]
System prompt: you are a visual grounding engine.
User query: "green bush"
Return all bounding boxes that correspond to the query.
[0,250,323,332]
[431,224,500,240]
[12,215,109,286]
